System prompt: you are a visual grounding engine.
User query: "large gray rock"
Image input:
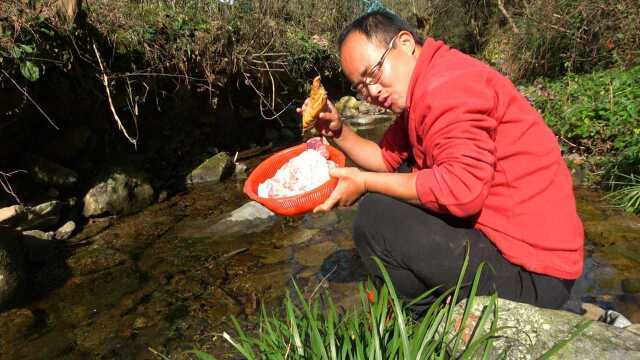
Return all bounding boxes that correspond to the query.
[450,297,640,359]
[83,171,155,217]
[0,227,25,311]
[186,152,233,185]
[16,200,62,231]
[27,156,78,188]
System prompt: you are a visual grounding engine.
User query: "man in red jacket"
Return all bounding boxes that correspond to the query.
[299,11,583,309]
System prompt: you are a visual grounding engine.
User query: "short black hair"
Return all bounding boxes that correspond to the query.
[337,10,424,50]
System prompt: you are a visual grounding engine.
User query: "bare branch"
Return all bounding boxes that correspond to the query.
[497,0,520,33]
[0,69,60,130]
[93,43,139,149]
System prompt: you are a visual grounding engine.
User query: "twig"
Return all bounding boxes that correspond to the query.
[93,43,138,149]
[308,266,337,301]
[0,69,59,130]
[497,0,519,33]
[0,170,27,205]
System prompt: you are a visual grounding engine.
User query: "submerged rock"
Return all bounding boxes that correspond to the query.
[0,227,25,311]
[0,308,35,352]
[83,171,155,217]
[208,201,276,236]
[294,241,338,267]
[186,152,234,185]
[450,297,640,359]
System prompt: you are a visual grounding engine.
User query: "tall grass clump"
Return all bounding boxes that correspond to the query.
[605,173,640,214]
[187,251,587,359]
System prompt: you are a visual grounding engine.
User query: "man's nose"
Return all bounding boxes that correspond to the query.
[366,83,383,97]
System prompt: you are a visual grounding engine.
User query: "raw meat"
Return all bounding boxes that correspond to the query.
[258,138,336,198]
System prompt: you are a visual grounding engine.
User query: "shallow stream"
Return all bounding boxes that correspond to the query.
[1,118,639,359]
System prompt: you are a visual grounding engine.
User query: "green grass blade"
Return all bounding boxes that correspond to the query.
[286,293,305,357]
[372,257,412,359]
[293,281,329,360]
[537,320,592,360]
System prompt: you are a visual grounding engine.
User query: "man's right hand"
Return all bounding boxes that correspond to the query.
[296,98,343,139]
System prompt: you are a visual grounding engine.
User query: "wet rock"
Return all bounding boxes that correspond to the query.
[234,162,248,179]
[249,245,292,264]
[628,324,640,337]
[449,297,640,359]
[582,303,606,321]
[54,221,76,240]
[320,249,367,283]
[0,308,35,352]
[358,101,385,115]
[302,211,338,229]
[158,190,168,203]
[0,205,25,227]
[622,278,640,294]
[186,152,234,185]
[23,229,54,241]
[226,263,294,305]
[272,228,318,248]
[66,218,113,244]
[208,201,276,236]
[83,171,155,217]
[27,156,78,188]
[295,241,338,267]
[67,243,129,276]
[17,200,62,231]
[335,96,359,114]
[0,227,25,311]
[22,230,56,263]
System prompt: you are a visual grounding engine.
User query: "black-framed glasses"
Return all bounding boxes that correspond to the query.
[350,34,398,95]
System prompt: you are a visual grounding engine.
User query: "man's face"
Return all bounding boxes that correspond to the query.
[340,31,419,114]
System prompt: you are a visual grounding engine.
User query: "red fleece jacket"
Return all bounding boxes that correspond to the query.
[380,38,584,279]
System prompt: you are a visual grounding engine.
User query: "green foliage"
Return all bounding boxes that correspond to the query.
[192,253,588,359]
[523,65,640,185]
[480,0,640,81]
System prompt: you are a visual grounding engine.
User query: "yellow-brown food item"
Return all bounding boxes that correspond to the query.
[302,76,328,130]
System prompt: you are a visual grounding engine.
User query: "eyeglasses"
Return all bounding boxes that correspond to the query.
[350,34,398,95]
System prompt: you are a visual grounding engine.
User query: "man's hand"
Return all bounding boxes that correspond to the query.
[296,99,343,138]
[314,167,367,213]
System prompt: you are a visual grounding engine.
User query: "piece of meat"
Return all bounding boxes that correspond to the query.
[258,143,335,198]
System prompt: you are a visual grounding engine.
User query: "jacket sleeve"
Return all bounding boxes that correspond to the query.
[415,73,498,217]
[379,114,411,172]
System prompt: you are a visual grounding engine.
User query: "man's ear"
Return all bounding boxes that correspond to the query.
[396,31,416,56]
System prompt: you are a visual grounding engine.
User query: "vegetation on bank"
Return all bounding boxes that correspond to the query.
[0,0,638,206]
[523,65,640,213]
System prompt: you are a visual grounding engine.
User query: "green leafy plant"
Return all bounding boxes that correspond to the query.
[605,173,640,213]
[523,65,640,187]
[188,251,589,359]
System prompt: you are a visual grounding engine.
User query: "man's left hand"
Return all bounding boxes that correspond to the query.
[313,167,367,213]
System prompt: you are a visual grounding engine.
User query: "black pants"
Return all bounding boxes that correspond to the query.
[353,193,574,310]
